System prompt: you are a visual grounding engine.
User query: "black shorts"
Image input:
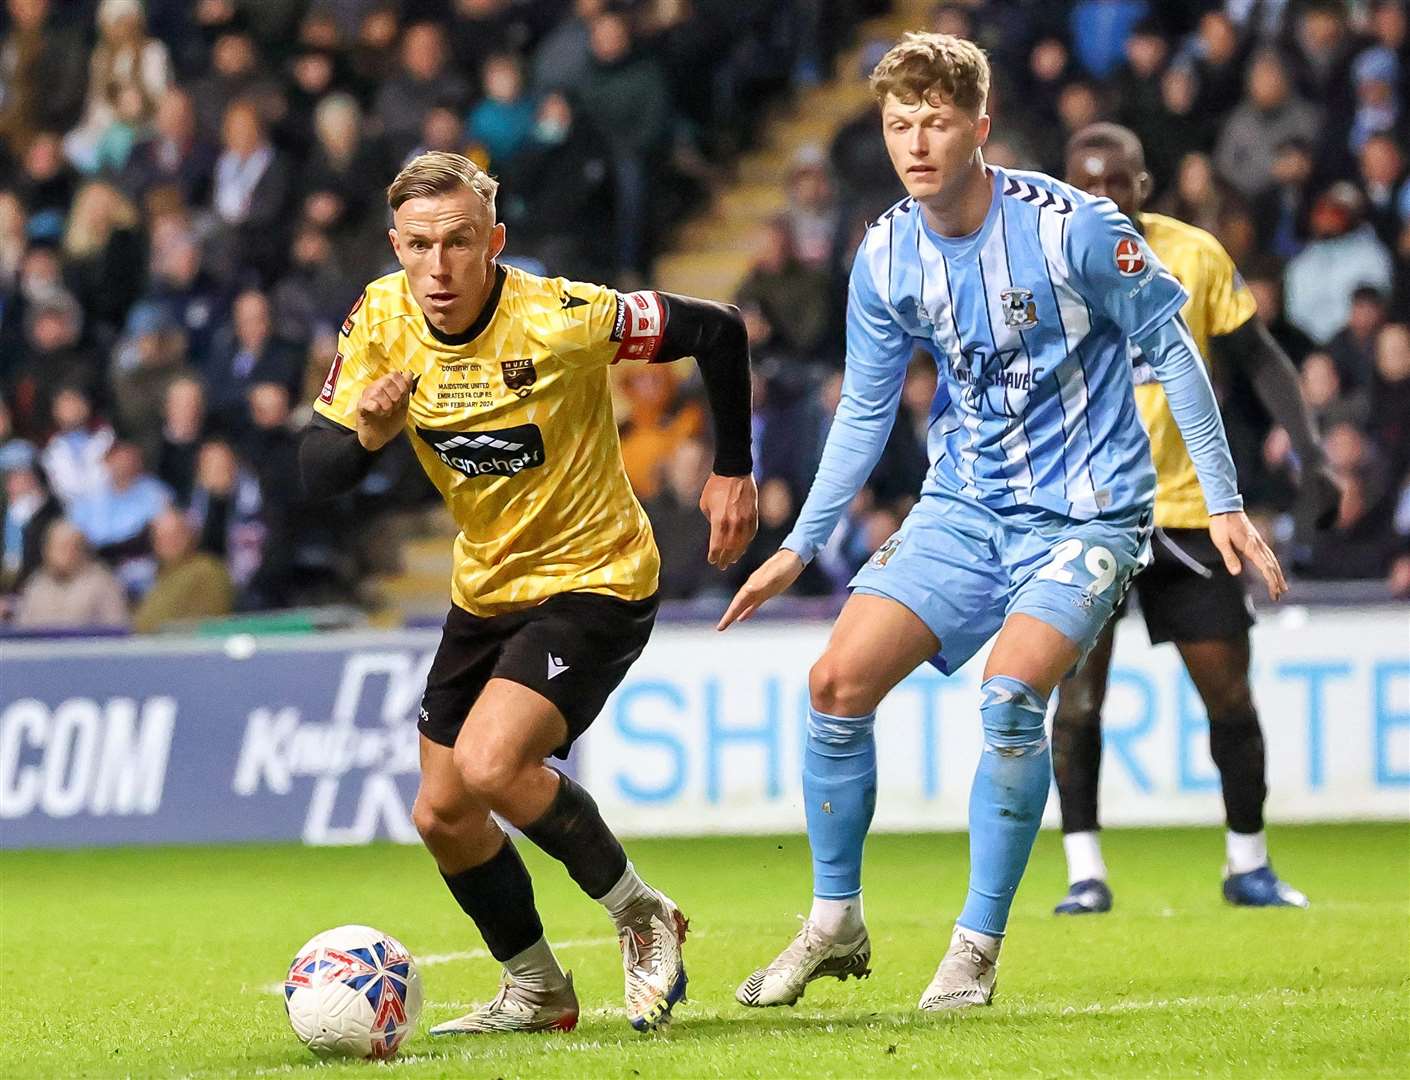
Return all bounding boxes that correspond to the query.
[1128,527,1255,645]
[418,591,659,758]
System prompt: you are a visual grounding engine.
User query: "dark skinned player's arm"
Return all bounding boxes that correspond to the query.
[652,293,754,477]
[1208,316,1340,527]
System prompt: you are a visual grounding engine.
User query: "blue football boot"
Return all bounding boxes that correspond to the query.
[1053,878,1113,915]
[1223,865,1309,908]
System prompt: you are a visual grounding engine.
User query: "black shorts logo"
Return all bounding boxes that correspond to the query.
[501,358,536,397]
[417,424,546,478]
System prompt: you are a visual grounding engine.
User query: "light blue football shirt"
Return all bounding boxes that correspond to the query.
[784,165,1244,563]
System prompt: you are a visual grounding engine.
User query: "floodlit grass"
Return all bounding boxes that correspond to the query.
[3,823,1407,1077]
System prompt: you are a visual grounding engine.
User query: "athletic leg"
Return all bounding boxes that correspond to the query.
[412,734,578,1035]
[1176,635,1308,907]
[1051,620,1117,911]
[736,592,942,1007]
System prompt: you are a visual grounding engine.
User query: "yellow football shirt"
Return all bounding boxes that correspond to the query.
[1134,212,1258,529]
[314,264,666,616]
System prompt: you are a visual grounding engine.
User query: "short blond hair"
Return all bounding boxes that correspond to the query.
[387,151,499,214]
[869,31,990,113]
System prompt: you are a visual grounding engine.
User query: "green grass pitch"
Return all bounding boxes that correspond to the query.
[4,823,1407,1078]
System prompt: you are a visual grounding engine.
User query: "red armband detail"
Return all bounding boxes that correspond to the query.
[612,290,665,362]
[319,351,344,403]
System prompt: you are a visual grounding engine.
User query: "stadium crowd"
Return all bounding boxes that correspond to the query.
[0,0,1406,633]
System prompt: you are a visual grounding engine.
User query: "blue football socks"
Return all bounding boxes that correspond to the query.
[803,707,877,900]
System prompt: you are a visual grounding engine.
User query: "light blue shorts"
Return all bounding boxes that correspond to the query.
[850,487,1152,675]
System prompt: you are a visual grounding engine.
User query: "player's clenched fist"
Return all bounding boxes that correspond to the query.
[357,372,415,451]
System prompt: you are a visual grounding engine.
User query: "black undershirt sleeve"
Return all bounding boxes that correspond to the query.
[298,414,382,501]
[654,292,753,477]
[1210,316,1325,469]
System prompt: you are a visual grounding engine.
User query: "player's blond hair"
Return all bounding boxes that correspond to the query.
[869,31,990,113]
[387,151,499,215]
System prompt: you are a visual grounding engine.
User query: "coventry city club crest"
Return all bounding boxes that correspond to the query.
[1000,287,1038,329]
[500,358,537,398]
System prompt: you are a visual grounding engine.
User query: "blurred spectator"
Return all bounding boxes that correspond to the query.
[1327,286,1390,391]
[301,93,389,257]
[1348,47,1401,158]
[579,11,672,277]
[1286,3,1354,121]
[40,387,114,505]
[736,217,835,360]
[139,218,226,365]
[13,520,128,630]
[1113,22,1171,153]
[132,508,234,633]
[1154,152,1243,240]
[68,440,169,554]
[62,180,146,342]
[14,293,101,427]
[1251,138,1315,260]
[785,146,841,272]
[618,367,703,500]
[449,0,536,84]
[466,53,537,168]
[210,100,292,284]
[499,93,615,282]
[374,22,471,161]
[272,225,363,348]
[1367,323,1410,476]
[1214,49,1322,200]
[533,0,605,94]
[1182,12,1245,120]
[1284,184,1395,344]
[14,131,78,219]
[1,439,62,590]
[155,375,207,504]
[1145,62,1218,189]
[1296,422,1400,578]
[1068,0,1149,80]
[188,28,280,143]
[62,0,173,175]
[642,436,714,600]
[110,300,187,444]
[186,437,264,589]
[204,289,300,424]
[120,86,217,207]
[1297,351,1364,430]
[1358,133,1408,249]
[0,0,88,148]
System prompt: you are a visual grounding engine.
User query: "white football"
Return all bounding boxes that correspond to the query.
[283,924,423,1059]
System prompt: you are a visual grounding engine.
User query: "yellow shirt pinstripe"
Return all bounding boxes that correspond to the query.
[314,265,659,616]
[1135,212,1258,529]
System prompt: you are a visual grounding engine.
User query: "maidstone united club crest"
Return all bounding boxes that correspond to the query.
[1000,287,1038,329]
[501,358,536,397]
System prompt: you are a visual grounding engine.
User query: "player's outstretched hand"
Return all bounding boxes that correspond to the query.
[699,472,758,569]
[357,371,415,451]
[1210,510,1288,601]
[716,548,804,630]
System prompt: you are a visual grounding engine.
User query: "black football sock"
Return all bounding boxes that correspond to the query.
[441,837,545,963]
[1208,707,1268,836]
[521,769,629,900]
[1052,710,1102,835]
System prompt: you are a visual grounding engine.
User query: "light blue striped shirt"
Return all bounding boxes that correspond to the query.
[784,166,1243,562]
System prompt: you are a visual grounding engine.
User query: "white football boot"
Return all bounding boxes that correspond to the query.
[616,889,689,1031]
[918,926,999,1012]
[429,971,579,1035]
[735,920,872,1007]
